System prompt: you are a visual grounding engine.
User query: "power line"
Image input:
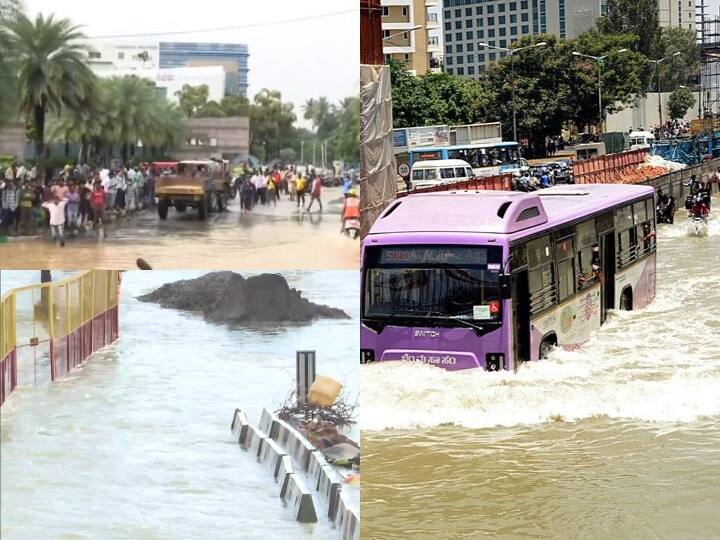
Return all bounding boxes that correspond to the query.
[88,9,358,39]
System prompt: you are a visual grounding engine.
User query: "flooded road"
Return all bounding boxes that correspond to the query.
[0,188,359,270]
[1,270,358,539]
[361,197,720,539]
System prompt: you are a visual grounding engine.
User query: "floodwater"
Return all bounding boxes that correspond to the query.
[361,196,720,539]
[0,270,358,539]
[0,187,359,270]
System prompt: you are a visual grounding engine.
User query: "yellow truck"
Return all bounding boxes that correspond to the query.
[152,160,234,220]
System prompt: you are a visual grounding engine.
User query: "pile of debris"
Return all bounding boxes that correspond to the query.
[138,271,350,324]
[276,377,359,470]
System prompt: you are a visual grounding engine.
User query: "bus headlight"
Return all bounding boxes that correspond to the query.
[485,353,505,371]
[361,349,375,364]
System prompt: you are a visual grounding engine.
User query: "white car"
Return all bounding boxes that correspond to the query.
[409,159,475,190]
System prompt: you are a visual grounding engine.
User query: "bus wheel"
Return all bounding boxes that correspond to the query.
[158,200,169,220]
[620,288,633,311]
[539,336,557,359]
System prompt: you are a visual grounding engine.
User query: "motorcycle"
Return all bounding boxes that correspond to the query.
[656,195,676,224]
[686,193,710,237]
[342,217,360,239]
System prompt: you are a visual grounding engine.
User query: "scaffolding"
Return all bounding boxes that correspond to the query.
[698,0,720,119]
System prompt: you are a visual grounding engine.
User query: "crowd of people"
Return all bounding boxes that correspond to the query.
[651,119,691,140]
[235,165,357,217]
[512,163,574,192]
[1,159,360,245]
[0,161,156,244]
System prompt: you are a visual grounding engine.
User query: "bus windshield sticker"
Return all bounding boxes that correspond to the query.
[473,305,491,319]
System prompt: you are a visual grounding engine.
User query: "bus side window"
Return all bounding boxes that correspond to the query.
[576,219,597,289]
[455,167,468,178]
[448,150,463,161]
[616,205,637,268]
[556,236,576,302]
[425,169,438,180]
[527,236,556,315]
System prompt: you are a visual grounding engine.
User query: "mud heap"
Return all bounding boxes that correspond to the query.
[138,272,350,323]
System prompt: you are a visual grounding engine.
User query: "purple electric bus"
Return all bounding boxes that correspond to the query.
[360,184,657,371]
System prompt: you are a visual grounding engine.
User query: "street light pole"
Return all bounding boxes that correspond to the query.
[572,49,628,135]
[648,53,681,126]
[478,41,546,143]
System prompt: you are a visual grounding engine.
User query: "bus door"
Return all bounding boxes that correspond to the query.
[600,232,616,323]
[596,212,615,324]
[511,270,531,365]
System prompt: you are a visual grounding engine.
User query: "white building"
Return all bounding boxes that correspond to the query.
[93,65,227,104]
[85,42,160,72]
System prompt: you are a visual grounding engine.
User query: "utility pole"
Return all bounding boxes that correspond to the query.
[572,49,629,134]
[478,41,547,143]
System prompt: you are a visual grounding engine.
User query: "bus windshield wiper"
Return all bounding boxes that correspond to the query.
[413,313,487,333]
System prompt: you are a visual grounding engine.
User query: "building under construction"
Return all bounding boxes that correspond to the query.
[698,0,720,120]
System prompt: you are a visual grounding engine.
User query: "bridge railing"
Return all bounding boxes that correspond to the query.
[0,270,120,406]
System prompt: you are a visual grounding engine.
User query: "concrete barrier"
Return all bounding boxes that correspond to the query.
[319,464,343,521]
[335,491,360,540]
[230,408,250,446]
[272,419,317,471]
[278,455,294,498]
[258,407,279,438]
[307,451,344,520]
[259,437,287,478]
[230,407,359,530]
[282,472,318,524]
[243,424,267,459]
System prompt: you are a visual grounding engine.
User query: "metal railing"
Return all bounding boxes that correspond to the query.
[0,270,120,406]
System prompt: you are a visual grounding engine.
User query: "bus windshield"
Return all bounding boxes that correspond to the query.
[363,245,503,327]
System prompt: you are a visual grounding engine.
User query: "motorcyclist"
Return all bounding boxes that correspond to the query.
[689,192,710,221]
[341,188,360,234]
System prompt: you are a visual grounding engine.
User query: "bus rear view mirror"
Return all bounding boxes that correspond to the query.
[499,274,512,299]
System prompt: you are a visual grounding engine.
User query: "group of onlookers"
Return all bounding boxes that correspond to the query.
[651,119,691,140]
[0,160,156,245]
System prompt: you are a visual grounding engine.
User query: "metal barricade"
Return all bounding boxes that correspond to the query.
[0,270,120,406]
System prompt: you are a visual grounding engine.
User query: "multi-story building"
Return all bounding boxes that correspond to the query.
[85,43,160,73]
[657,0,696,31]
[442,0,606,78]
[382,0,440,75]
[159,42,249,98]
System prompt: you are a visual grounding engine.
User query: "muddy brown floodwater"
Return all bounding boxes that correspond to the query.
[0,187,358,270]
[361,194,720,539]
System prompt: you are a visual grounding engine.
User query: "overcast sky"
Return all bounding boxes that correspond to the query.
[22,0,359,127]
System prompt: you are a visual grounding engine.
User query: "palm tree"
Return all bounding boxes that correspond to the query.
[302,98,318,131]
[2,13,95,175]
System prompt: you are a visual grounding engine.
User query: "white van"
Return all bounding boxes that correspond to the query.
[629,130,655,150]
[409,159,475,189]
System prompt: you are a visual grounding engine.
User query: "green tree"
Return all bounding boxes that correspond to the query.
[667,87,695,119]
[200,100,225,117]
[597,0,660,55]
[569,30,649,129]
[174,84,209,117]
[0,12,18,125]
[48,76,185,163]
[250,88,297,161]
[2,12,95,174]
[388,60,491,128]
[219,94,249,116]
[330,96,359,164]
[654,27,699,92]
